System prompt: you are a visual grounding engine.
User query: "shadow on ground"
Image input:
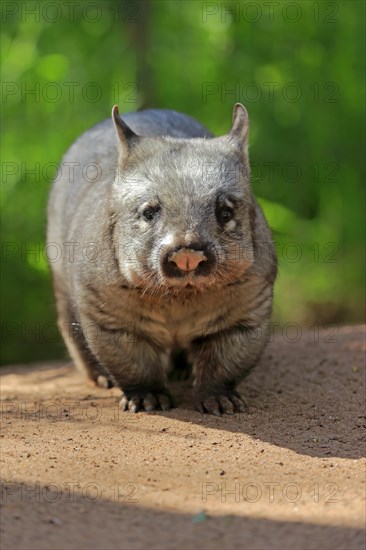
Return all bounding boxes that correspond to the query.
[1,481,364,550]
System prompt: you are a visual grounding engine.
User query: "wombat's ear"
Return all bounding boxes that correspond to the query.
[112,105,139,161]
[229,103,249,156]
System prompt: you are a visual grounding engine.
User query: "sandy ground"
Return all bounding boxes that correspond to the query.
[1,325,365,550]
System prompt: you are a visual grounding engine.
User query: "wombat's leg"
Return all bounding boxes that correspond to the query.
[78,313,173,412]
[54,289,114,388]
[190,323,269,415]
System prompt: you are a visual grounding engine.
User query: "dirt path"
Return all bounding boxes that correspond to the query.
[1,326,365,550]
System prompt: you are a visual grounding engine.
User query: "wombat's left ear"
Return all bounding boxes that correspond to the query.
[229,103,249,156]
[112,105,139,161]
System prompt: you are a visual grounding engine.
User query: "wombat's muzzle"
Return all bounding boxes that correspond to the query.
[161,244,216,278]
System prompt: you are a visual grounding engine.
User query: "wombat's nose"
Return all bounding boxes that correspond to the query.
[161,243,216,278]
[169,248,206,272]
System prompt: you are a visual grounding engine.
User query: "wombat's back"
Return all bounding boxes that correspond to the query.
[102,108,213,138]
[71,109,213,164]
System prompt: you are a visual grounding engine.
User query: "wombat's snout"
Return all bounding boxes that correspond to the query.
[162,245,216,278]
[170,249,206,272]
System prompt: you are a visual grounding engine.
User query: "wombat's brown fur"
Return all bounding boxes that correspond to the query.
[47,103,276,415]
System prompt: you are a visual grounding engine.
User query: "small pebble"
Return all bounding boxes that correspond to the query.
[49,518,62,525]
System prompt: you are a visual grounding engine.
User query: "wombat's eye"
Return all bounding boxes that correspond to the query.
[142,206,159,221]
[217,206,234,224]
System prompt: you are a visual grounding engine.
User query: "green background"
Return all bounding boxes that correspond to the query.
[1,0,365,364]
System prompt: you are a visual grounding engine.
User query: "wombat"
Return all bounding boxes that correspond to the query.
[47,103,276,415]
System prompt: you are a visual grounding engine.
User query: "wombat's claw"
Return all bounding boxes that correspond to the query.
[96,375,114,389]
[120,389,174,413]
[195,390,247,416]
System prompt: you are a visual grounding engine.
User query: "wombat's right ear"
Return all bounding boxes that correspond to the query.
[112,105,139,161]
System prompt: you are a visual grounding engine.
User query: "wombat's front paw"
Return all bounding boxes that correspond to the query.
[120,388,174,413]
[194,389,247,416]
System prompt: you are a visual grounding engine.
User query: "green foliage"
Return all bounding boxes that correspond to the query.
[1,0,365,364]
